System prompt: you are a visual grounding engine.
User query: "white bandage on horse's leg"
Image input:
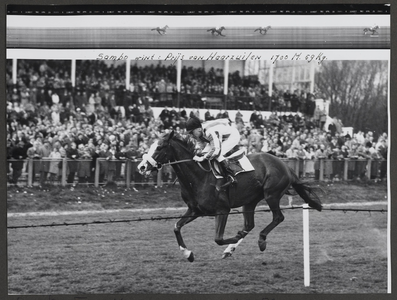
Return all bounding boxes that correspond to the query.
[179,246,192,259]
[223,238,244,254]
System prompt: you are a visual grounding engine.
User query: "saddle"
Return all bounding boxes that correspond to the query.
[211,149,255,179]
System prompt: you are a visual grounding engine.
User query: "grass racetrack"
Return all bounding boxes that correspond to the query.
[7,181,388,294]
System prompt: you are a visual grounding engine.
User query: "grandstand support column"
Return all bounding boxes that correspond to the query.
[343,159,349,181]
[126,159,131,188]
[71,59,76,87]
[224,60,229,109]
[27,159,33,187]
[366,160,372,180]
[61,158,67,186]
[177,60,182,108]
[268,62,274,110]
[12,58,17,85]
[319,159,324,181]
[126,58,131,89]
[157,169,163,188]
[95,159,100,187]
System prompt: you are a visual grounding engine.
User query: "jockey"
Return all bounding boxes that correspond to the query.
[186,116,241,187]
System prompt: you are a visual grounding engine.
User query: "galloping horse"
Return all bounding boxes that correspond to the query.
[138,131,322,262]
[207,26,226,36]
[363,25,379,35]
[151,25,169,35]
[254,26,271,35]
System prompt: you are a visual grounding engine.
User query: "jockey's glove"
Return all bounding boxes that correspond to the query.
[213,147,221,157]
[193,155,206,162]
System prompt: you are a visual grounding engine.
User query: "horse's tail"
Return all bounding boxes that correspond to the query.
[289,167,322,212]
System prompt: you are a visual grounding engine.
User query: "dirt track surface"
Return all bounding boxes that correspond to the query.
[8,201,388,294]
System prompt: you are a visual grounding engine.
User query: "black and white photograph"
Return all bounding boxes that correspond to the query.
[3,3,392,299]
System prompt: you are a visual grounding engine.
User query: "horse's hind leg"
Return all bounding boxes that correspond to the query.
[258,194,285,252]
[214,208,248,246]
[223,204,256,258]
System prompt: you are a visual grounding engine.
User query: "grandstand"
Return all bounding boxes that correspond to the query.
[6,58,321,118]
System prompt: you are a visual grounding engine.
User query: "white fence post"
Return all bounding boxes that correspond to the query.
[302,204,310,287]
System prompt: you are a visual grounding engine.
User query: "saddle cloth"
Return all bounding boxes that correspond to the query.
[211,149,255,179]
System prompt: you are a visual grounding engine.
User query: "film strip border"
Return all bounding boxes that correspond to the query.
[7,4,390,15]
[6,4,390,49]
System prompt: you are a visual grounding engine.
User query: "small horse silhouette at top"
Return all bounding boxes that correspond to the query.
[207,26,226,36]
[363,25,379,35]
[254,26,271,35]
[151,25,169,35]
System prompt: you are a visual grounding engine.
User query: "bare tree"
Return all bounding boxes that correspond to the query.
[315,60,388,136]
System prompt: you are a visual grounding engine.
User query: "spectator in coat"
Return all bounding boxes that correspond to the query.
[107,144,118,183]
[355,144,370,179]
[314,143,328,180]
[204,109,214,121]
[48,146,63,182]
[329,147,345,181]
[115,143,129,180]
[376,138,388,180]
[27,140,43,184]
[39,139,52,186]
[98,143,112,184]
[77,144,92,183]
[66,142,79,184]
[10,140,28,186]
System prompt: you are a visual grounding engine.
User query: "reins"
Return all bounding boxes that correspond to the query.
[196,161,212,172]
[161,158,212,173]
[163,159,193,166]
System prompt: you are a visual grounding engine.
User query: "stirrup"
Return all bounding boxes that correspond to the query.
[220,175,237,189]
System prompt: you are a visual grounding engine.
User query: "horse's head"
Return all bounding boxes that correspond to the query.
[137,131,174,176]
[137,131,194,176]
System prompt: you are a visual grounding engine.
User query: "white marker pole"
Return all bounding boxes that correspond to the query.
[12,58,18,85]
[302,204,310,287]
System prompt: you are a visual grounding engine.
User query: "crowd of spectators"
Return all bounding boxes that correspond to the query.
[238,111,388,181]
[6,59,388,187]
[6,59,318,112]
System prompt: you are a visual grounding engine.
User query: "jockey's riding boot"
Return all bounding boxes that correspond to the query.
[220,160,238,188]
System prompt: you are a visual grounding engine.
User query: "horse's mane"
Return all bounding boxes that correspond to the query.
[160,131,197,154]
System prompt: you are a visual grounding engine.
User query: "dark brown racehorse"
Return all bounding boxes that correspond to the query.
[151,25,169,35]
[207,26,226,36]
[254,26,272,35]
[138,131,322,262]
[363,25,379,35]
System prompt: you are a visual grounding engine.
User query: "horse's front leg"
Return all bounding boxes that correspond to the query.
[174,208,199,262]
